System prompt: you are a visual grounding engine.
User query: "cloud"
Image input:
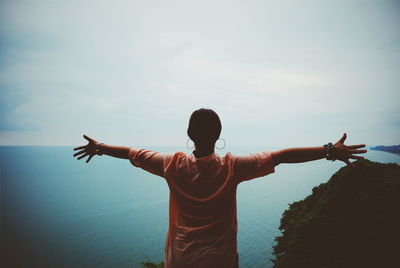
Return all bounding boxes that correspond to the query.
[0,0,399,146]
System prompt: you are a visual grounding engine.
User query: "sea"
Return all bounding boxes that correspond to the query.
[1,146,399,268]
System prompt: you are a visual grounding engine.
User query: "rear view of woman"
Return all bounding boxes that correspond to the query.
[73,108,366,268]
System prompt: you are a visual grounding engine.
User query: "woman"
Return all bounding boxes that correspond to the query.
[73,108,366,268]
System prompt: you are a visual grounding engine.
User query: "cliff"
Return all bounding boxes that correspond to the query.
[272,159,400,268]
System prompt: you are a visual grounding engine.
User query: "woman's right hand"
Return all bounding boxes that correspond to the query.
[73,135,100,163]
[333,133,367,167]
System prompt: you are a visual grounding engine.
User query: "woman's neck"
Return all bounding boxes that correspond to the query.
[193,145,215,158]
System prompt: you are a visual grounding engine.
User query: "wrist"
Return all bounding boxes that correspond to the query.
[323,142,336,161]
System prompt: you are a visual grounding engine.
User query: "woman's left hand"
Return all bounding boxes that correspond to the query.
[73,135,100,163]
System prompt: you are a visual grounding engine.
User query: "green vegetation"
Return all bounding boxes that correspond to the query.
[140,261,164,268]
[272,159,400,268]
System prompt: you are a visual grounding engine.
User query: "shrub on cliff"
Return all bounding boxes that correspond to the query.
[272,159,400,268]
[140,261,164,268]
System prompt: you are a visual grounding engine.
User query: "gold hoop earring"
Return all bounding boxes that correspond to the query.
[187,138,194,149]
[215,138,226,150]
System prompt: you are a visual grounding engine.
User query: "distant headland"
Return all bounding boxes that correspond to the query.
[370,145,400,155]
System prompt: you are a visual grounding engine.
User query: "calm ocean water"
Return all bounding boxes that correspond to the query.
[1,146,399,268]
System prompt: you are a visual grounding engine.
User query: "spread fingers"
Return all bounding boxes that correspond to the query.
[77,153,88,160]
[348,144,366,149]
[73,150,86,157]
[349,149,367,154]
[350,155,364,160]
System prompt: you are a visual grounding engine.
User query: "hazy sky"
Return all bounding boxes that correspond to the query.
[1,0,399,147]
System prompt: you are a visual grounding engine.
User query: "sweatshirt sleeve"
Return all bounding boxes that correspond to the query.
[232,151,275,182]
[128,148,174,178]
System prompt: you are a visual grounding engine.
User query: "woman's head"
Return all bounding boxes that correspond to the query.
[187,108,222,147]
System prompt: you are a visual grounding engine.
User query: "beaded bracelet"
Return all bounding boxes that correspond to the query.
[324,142,336,161]
[95,143,104,156]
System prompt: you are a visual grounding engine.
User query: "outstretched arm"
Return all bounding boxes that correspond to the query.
[73,135,173,178]
[73,135,130,163]
[271,133,367,167]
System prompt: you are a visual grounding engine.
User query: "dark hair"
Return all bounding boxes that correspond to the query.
[187,108,222,146]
